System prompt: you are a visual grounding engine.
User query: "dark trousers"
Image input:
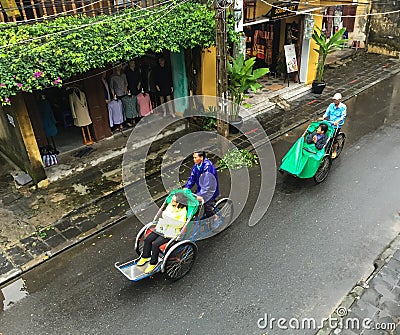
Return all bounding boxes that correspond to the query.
[142,231,170,265]
[204,200,216,218]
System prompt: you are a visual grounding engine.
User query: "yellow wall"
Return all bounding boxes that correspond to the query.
[306,14,323,84]
[199,47,216,96]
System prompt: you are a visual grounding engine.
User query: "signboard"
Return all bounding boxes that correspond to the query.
[270,2,299,20]
[6,114,15,127]
[234,0,243,32]
[284,44,298,73]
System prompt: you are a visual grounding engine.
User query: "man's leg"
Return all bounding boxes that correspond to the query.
[332,128,341,158]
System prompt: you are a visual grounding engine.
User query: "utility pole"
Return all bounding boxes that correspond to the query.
[215,0,230,138]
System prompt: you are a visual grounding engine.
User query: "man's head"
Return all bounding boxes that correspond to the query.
[158,58,165,67]
[317,123,328,134]
[193,151,205,165]
[129,60,136,69]
[332,93,342,106]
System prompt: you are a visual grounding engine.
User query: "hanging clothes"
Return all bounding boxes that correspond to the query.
[121,95,140,119]
[137,92,153,117]
[108,99,123,127]
[69,88,92,127]
[39,98,57,137]
[110,73,128,97]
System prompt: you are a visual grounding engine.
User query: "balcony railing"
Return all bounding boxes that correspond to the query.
[0,0,164,23]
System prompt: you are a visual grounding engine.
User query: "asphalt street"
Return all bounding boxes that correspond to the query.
[0,74,399,335]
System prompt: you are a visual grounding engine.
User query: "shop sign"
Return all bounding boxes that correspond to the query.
[270,2,298,20]
[284,44,298,73]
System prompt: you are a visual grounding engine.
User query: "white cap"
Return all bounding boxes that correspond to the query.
[332,93,342,100]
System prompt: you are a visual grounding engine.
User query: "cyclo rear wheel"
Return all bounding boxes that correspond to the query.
[212,198,234,234]
[314,155,332,184]
[334,133,346,158]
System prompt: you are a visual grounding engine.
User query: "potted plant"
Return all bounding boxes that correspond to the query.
[311,27,348,94]
[227,55,269,132]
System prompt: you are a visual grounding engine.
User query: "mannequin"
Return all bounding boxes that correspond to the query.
[125,60,141,95]
[110,64,128,98]
[101,72,111,104]
[121,90,140,126]
[38,94,58,153]
[136,88,153,117]
[108,94,124,131]
[68,86,94,145]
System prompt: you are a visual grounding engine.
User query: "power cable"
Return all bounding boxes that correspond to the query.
[0,0,175,49]
[259,0,400,18]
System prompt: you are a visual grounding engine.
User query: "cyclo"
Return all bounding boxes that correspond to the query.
[279,120,346,183]
[115,189,234,281]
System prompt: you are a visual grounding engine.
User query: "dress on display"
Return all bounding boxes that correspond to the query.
[121,95,140,119]
[69,88,92,127]
[110,73,128,97]
[39,99,58,137]
[137,92,153,117]
[108,99,123,127]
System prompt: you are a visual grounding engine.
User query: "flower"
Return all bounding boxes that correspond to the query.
[34,71,43,78]
[53,77,61,85]
[17,83,22,88]
[0,83,5,87]
[5,97,10,103]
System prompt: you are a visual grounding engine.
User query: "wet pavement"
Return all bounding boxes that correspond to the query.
[0,50,399,289]
[0,72,400,335]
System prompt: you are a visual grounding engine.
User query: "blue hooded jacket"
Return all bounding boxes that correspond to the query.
[184,158,219,202]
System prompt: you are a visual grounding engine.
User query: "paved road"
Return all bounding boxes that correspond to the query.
[0,74,399,335]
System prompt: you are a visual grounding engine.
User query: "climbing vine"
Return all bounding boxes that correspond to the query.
[0,1,224,104]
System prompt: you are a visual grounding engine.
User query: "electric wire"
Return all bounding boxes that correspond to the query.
[259,0,400,18]
[0,0,175,49]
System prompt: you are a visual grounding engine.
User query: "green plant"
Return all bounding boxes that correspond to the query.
[219,148,258,171]
[227,55,269,121]
[312,27,348,83]
[0,1,218,104]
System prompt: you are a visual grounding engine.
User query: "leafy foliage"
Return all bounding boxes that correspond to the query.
[219,148,258,171]
[227,55,269,120]
[0,1,216,104]
[312,27,348,82]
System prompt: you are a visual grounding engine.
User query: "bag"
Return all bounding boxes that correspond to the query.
[42,153,57,167]
[40,145,58,167]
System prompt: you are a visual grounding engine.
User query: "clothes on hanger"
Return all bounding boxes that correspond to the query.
[121,94,140,120]
[39,97,58,137]
[69,88,92,127]
[108,98,123,127]
[137,92,153,117]
[110,72,128,97]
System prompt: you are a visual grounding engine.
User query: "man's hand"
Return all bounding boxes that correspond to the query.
[318,117,325,121]
[156,85,160,91]
[196,195,203,202]
[334,121,339,126]
[312,135,317,143]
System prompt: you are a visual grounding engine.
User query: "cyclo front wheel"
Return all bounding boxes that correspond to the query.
[163,241,197,281]
[314,155,332,184]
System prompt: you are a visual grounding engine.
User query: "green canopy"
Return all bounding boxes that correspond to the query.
[279,121,335,179]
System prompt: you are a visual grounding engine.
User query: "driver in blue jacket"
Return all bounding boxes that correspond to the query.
[321,92,347,158]
[184,151,219,220]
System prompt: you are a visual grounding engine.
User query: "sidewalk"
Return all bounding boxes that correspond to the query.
[0,50,399,286]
